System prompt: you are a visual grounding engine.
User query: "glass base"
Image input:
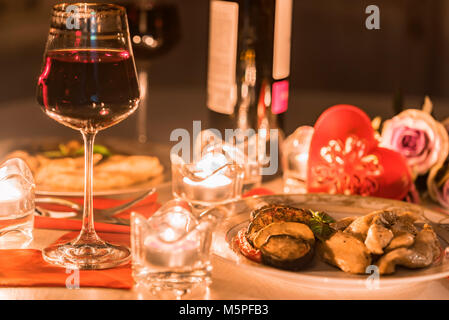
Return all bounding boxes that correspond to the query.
[42,237,131,270]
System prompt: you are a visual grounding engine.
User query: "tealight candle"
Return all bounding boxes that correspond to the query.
[171,148,243,207]
[131,200,219,291]
[0,159,35,247]
[144,232,201,268]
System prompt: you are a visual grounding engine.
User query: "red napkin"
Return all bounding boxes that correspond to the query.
[34,192,160,233]
[242,188,275,198]
[0,188,273,290]
[0,232,133,289]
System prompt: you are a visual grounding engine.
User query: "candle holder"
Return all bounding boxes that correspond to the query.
[131,199,219,296]
[171,144,244,208]
[194,129,261,192]
[0,158,35,248]
[282,126,314,194]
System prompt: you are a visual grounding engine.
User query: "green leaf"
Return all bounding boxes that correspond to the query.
[58,143,69,156]
[73,144,112,157]
[42,151,64,158]
[308,210,335,241]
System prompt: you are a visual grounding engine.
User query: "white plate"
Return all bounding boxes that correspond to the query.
[210,193,449,293]
[35,174,166,197]
[0,137,171,197]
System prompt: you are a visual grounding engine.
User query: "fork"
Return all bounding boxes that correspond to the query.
[35,188,155,222]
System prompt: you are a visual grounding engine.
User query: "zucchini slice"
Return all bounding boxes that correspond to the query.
[260,235,314,271]
[247,205,312,243]
[253,222,315,249]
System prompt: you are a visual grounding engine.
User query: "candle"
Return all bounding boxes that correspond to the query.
[172,149,242,206]
[144,234,201,268]
[130,200,218,290]
[143,209,200,268]
[0,158,35,247]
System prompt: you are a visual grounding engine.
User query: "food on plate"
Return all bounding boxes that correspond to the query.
[235,205,442,275]
[246,205,313,245]
[377,224,441,274]
[4,140,163,192]
[260,235,314,271]
[317,231,371,274]
[237,205,333,271]
[252,221,315,249]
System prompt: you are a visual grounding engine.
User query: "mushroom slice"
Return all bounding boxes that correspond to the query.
[344,212,378,241]
[364,220,394,255]
[377,224,440,274]
[330,217,356,231]
[383,211,419,252]
[318,231,371,274]
[385,233,415,252]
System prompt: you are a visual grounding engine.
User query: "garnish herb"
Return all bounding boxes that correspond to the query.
[308,210,335,241]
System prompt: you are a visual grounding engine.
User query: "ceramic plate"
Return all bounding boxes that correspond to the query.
[210,194,449,292]
[0,137,171,197]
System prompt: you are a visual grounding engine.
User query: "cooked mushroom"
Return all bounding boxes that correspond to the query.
[318,231,371,274]
[384,211,419,252]
[385,233,415,252]
[377,224,441,274]
[364,219,394,255]
[330,217,356,231]
[344,211,378,241]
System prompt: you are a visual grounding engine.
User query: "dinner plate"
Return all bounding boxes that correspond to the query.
[210,193,449,294]
[0,137,171,197]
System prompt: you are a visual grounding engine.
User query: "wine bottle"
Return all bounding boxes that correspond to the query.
[207,0,293,177]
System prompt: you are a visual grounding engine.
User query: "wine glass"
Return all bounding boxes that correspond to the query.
[119,0,181,143]
[36,3,140,269]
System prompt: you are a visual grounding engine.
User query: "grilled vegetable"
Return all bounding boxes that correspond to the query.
[260,235,314,271]
[246,205,313,244]
[236,228,262,263]
[252,222,315,249]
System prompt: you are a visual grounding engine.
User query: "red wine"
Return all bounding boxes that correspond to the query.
[37,49,140,132]
[121,1,181,60]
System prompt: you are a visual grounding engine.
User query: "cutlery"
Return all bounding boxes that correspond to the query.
[35,188,155,218]
[34,188,156,226]
[35,205,130,226]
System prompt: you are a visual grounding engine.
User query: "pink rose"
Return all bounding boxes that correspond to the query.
[381,109,448,176]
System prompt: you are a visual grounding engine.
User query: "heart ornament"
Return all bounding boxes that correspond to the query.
[307,105,412,200]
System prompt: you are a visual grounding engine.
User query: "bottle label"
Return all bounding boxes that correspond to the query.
[273,0,293,80]
[207,0,239,115]
[272,80,289,114]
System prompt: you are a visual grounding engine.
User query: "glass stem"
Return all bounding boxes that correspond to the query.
[76,130,100,244]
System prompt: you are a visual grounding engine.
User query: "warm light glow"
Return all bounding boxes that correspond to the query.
[143,35,156,47]
[0,180,23,202]
[183,174,232,188]
[182,151,232,188]
[167,211,188,229]
[195,152,228,177]
[160,227,177,242]
[132,35,141,44]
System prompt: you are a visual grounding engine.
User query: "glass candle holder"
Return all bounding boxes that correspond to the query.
[171,145,244,208]
[0,158,35,248]
[282,126,314,194]
[194,129,261,193]
[131,199,219,294]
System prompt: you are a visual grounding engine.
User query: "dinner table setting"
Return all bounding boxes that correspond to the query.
[1,1,449,302]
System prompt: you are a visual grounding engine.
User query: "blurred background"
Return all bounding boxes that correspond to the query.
[1,0,449,143]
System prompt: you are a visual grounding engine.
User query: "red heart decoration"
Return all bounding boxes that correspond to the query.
[307,105,412,200]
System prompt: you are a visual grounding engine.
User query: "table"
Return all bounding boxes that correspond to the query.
[0,179,448,300]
